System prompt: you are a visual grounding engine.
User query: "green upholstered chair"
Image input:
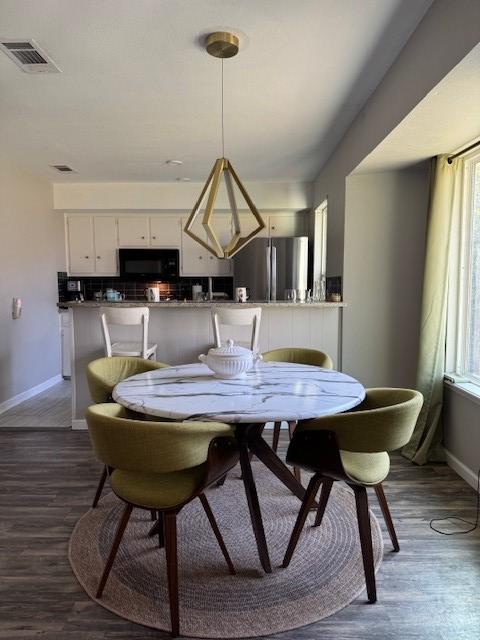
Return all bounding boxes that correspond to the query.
[261,348,333,481]
[86,403,239,638]
[86,356,169,508]
[282,388,423,603]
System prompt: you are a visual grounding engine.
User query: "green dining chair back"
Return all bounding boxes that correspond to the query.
[86,403,238,638]
[282,387,423,604]
[262,347,333,369]
[86,356,168,403]
[86,356,169,508]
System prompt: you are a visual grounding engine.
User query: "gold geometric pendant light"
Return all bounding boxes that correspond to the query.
[183,32,266,259]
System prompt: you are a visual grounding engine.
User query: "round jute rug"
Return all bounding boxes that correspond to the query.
[69,464,383,638]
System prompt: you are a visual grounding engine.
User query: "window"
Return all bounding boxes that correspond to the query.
[448,151,480,384]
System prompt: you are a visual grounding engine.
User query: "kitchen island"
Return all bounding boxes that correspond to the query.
[63,300,345,428]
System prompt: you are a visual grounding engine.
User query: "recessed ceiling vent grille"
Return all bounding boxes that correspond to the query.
[51,165,75,173]
[0,39,61,73]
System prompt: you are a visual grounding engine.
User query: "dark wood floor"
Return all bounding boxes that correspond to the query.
[1,427,479,640]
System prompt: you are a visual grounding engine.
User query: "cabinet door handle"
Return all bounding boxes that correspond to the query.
[209,256,213,260]
[97,256,101,259]
[85,256,89,259]
[152,236,156,239]
[199,256,203,260]
[141,236,145,239]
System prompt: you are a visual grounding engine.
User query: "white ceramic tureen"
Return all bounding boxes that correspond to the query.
[199,339,261,379]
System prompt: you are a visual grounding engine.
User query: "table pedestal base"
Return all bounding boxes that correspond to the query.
[235,423,306,574]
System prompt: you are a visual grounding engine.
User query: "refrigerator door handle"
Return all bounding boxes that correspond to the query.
[271,246,277,301]
[266,245,271,302]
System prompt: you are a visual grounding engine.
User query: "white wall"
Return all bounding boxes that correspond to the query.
[443,386,480,488]
[0,159,64,405]
[314,0,480,276]
[342,165,430,388]
[53,181,313,212]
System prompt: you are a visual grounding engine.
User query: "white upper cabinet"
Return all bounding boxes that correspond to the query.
[118,216,150,247]
[150,216,181,247]
[180,217,232,276]
[238,212,269,239]
[269,213,307,237]
[93,217,118,274]
[67,216,95,274]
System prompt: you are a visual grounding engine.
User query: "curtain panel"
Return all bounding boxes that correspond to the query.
[402,155,463,465]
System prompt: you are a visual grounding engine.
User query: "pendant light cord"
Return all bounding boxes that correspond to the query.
[221,58,225,158]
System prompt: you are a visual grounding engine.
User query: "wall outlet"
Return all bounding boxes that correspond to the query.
[12,297,22,319]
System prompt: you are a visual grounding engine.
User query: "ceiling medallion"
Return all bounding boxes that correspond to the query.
[184,32,266,259]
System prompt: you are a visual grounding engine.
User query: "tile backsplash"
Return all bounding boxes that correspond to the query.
[57,272,233,303]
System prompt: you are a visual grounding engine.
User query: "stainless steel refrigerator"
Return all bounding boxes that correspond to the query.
[233,236,308,302]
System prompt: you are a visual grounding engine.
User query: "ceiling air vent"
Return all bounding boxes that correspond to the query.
[0,39,61,73]
[51,165,75,173]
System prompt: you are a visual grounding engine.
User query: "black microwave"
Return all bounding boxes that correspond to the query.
[119,248,179,281]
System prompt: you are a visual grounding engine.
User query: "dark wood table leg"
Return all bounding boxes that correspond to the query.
[237,430,272,573]
[248,427,306,501]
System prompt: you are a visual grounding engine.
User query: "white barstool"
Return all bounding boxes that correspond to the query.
[100,307,157,359]
[212,306,262,352]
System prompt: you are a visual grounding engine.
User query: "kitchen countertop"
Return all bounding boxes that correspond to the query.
[59,300,345,309]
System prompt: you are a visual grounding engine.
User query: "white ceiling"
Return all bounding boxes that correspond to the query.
[356,43,480,173]
[0,0,433,183]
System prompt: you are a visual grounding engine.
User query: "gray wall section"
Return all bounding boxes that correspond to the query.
[444,387,480,481]
[313,0,480,276]
[0,160,64,404]
[342,165,430,388]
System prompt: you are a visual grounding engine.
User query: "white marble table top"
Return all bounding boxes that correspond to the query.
[112,362,365,424]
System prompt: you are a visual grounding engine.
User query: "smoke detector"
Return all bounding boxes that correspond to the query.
[0,39,61,73]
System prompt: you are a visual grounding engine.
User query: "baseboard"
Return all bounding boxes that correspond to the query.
[72,419,87,431]
[445,449,479,490]
[0,374,63,416]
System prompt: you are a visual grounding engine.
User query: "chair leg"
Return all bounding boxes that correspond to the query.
[272,422,281,452]
[157,512,165,548]
[199,493,235,575]
[374,483,400,552]
[92,465,108,508]
[287,421,301,482]
[164,511,179,638]
[96,503,133,598]
[351,484,377,603]
[283,474,322,568]
[314,478,334,527]
[150,509,157,521]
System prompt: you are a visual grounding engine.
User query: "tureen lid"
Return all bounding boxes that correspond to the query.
[208,338,252,358]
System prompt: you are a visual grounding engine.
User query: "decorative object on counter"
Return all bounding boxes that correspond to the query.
[144,286,160,302]
[93,291,103,302]
[183,31,266,260]
[313,277,326,302]
[285,288,297,303]
[234,286,248,303]
[192,283,203,301]
[329,292,342,302]
[104,288,123,302]
[212,306,262,351]
[199,338,260,379]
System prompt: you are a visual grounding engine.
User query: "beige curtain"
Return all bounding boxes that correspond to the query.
[402,155,463,465]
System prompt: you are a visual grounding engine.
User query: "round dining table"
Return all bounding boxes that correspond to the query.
[113,361,365,573]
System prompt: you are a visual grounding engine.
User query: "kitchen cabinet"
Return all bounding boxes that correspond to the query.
[118,216,150,247]
[67,215,118,276]
[150,216,181,247]
[269,213,307,237]
[59,310,71,378]
[93,217,118,274]
[67,216,95,274]
[180,217,232,276]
